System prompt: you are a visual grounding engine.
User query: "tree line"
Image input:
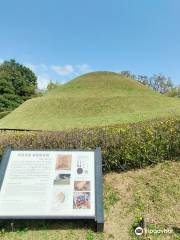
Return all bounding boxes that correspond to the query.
[120,71,180,97]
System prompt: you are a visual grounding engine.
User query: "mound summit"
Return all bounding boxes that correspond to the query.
[0,71,179,130]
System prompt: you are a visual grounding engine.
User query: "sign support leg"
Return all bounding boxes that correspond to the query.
[95,147,104,232]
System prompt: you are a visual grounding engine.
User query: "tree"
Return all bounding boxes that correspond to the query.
[166,86,180,98]
[137,73,175,95]
[0,59,37,112]
[149,74,173,94]
[120,70,177,96]
[0,77,15,95]
[47,81,60,92]
[120,71,136,79]
[0,94,22,111]
[137,75,149,86]
[0,59,37,99]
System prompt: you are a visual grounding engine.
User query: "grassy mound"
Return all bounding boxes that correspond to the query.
[0,71,179,130]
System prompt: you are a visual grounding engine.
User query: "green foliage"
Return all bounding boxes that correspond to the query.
[0,77,15,95]
[104,184,119,211]
[0,59,37,112]
[47,81,60,92]
[0,94,22,111]
[166,86,180,98]
[86,230,95,240]
[0,118,179,172]
[130,216,144,239]
[132,215,144,229]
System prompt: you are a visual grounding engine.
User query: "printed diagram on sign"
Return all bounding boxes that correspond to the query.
[76,156,89,177]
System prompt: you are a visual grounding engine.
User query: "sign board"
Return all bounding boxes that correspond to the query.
[0,146,104,231]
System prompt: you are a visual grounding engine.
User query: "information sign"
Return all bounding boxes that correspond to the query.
[0,147,104,231]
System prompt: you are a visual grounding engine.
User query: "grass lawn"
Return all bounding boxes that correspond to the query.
[0,72,180,130]
[0,161,179,240]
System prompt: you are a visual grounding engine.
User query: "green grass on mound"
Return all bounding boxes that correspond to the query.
[0,71,179,130]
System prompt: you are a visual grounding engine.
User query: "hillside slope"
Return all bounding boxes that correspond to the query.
[0,71,179,130]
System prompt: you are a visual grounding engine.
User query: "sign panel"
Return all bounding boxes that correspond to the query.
[0,147,104,231]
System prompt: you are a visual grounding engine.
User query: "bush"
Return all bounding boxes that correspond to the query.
[0,94,22,112]
[0,118,180,172]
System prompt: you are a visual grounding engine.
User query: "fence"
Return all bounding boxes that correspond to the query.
[0,128,43,132]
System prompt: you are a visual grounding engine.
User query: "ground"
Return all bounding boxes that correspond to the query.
[0,161,179,240]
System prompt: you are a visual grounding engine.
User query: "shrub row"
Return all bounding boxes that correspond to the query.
[0,118,180,172]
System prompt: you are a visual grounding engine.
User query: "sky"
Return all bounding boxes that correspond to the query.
[0,0,180,89]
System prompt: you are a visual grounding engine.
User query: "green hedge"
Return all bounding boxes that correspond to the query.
[0,118,180,172]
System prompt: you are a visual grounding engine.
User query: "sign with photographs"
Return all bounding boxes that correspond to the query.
[0,147,104,231]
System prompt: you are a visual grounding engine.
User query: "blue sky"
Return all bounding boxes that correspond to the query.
[0,0,180,89]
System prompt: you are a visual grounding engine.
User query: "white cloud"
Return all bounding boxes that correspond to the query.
[25,63,49,73]
[37,74,52,90]
[25,64,52,89]
[51,65,74,76]
[77,64,91,74]
[24,62,92,89]
[25,63,37,72]
[0,59,4,65]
